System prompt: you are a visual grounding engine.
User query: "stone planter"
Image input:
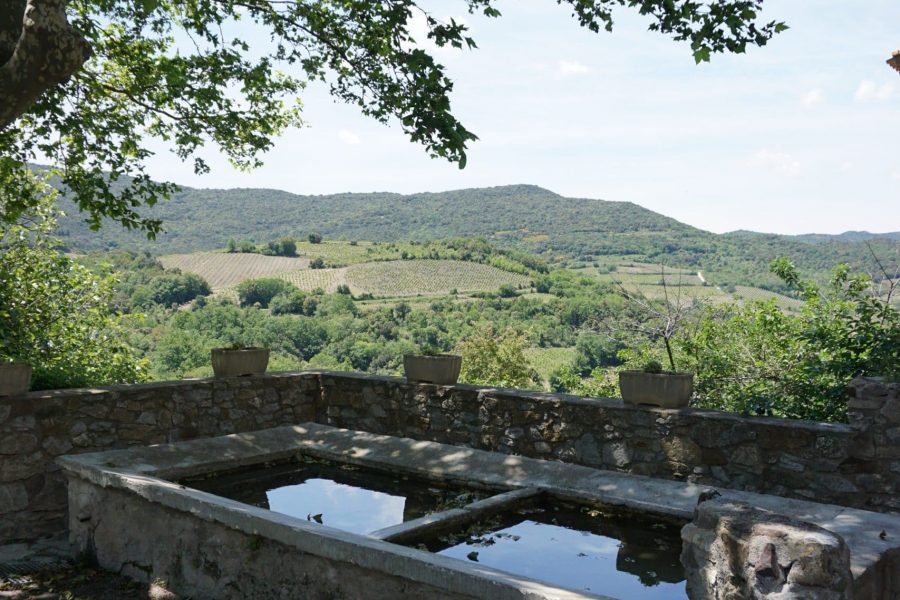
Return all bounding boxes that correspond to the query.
[211,348,270,378]
[0,362,32,396]
[619,370,693,408]
[404,354,462,385]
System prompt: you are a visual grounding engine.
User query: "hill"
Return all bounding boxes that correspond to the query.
[56,183,899,290]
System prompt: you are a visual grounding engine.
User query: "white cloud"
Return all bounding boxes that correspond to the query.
[891,170,900,181]
[801,88,825,107]
[854,80,894,102]
[338,129,361,145]
[558,59,590,76]
[754,149,802,176]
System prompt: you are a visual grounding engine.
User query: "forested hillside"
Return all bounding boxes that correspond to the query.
[56,183,899,290]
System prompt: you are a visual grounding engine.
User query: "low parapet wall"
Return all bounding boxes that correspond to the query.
[0,374,319,542]
[317,374,898,514]
[1,371,897,543]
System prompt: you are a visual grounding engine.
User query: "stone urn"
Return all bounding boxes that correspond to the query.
[404,354,462,385]
[211,347,270,378]
[618,371,693,408]
[0,362,32,396]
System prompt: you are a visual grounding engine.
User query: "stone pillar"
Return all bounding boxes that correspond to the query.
[847,377,900,513]
[681,495,852,600]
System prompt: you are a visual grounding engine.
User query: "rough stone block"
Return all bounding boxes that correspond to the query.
[0,432,38,455]
[681,497,852,600]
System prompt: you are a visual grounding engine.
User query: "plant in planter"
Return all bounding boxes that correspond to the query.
[597,269,701,408]
[403,347,462,385]
[618,359,694,409]
[211,345,270,378]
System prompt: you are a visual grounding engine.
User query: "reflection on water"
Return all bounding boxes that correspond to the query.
[182,459,484,535]
[416,502,687,599]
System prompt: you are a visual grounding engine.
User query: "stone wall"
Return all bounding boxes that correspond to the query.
[318,373,899,514]
[2,371,897,544]
[0,374,319,542]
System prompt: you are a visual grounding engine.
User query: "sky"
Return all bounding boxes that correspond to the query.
[144,0,900,235]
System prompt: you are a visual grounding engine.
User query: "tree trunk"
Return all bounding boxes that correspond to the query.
[0,0,90,131]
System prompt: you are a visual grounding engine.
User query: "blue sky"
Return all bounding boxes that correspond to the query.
[145,0,900,235]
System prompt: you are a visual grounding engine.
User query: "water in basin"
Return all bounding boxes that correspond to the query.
[182,457,484,535]
[409,500,687,599]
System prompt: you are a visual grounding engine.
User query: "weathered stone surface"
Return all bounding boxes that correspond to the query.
[1,372,897,546]
[681,497,852,600]
[0,432,38,455]
[0,483,29,514]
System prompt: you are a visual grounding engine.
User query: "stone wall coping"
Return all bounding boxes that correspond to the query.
[3,369,856,435]
[315,370,858,434]
[3,370,322,402]
[59,423,900,581]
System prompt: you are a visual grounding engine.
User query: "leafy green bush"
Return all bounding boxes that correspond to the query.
[457,326,540,389]
[270,289,313,315]
[549,365,619,398]
[261,237,297,257]
[682,259,899,422]
[0,197,146,390]
[236,277,295,307]
[132,272,211,307]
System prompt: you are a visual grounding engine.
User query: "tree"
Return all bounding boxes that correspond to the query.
[308,233,323,245]
[681,258,899,422]
[1,1,785,234]
[457,325,540,389]
[0,191,146,389]
[236,277,295,308]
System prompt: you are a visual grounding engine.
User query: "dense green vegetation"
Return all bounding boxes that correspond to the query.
[56,184,898,291]
[7,199,898,425]
[0,196,146,390]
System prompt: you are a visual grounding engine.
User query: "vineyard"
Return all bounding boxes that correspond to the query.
[277,268,343,292]
[345,260,531,297]
[159,253,309,291]
[293,240,410,265]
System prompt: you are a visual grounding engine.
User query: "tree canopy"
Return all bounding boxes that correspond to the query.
[1,1,785,234]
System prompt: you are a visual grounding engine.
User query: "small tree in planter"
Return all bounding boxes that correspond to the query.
[596,269,702,408]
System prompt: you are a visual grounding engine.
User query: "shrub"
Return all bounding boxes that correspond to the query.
[682,259,900,422]
[498,284,517,298]
[457,326,540,389]
[0,197,146,389]
[270,289,310,315]
[236,278,295,308]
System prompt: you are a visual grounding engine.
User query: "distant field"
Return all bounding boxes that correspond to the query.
[160,252,309,291]
[345,260,530,297]
[571,261,808,311]
[525,347,577,388]
[732,286,803,311]
[161,251,530,299]
[293,240,406,266]
[277,268,344,293]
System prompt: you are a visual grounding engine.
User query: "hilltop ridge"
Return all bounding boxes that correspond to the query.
[55,182,898,289]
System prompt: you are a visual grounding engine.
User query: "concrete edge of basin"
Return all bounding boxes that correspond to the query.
[58,422,900,590]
